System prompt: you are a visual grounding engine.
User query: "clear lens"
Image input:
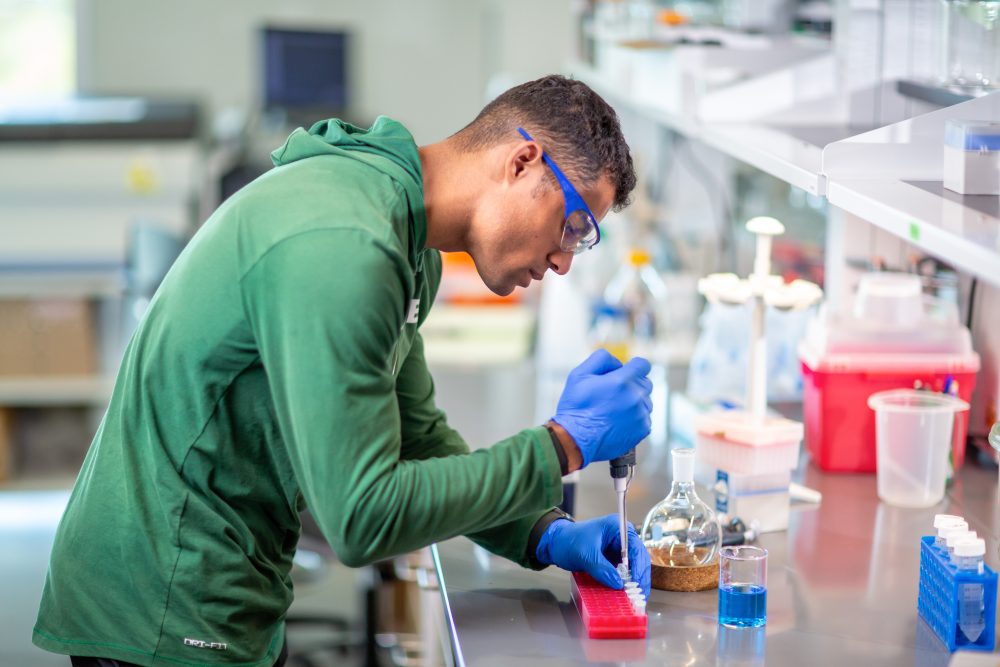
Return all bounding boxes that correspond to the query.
[561,209,599,254]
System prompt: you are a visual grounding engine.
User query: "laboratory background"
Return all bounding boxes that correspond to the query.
[2,0,1000,666]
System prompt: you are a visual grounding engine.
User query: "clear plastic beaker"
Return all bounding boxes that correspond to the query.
[941,1,1000,91]
[867,390,970,508]
[718,546,767,628]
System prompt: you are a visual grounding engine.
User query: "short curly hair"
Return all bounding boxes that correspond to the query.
[454,75,636,212]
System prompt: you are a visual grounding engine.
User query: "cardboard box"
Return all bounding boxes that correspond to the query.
[0,299,96,376]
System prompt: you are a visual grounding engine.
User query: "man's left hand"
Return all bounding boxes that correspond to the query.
[535,514,651,598]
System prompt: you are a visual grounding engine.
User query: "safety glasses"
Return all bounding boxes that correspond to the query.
[517,128,601,254]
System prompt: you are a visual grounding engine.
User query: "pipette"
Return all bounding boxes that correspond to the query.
[610,449,636,579]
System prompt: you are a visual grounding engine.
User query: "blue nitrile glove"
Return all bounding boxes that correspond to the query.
[552,349,653,467]
[535,514,651,598]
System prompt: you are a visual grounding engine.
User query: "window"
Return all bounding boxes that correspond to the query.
[0,0,75,99]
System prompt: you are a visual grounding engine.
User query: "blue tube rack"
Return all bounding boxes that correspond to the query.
[917,536,997,652]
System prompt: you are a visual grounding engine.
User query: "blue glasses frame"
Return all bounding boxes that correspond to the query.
[517,127,601,253]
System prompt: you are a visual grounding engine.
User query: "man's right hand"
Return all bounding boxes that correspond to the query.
[551,349,653,468]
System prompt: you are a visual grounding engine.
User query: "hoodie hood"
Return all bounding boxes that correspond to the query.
[271,116,426,256]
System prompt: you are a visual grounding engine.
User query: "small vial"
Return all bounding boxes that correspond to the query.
[951,538,986,644]
[624,581,640,592]
[617,562,630,582]
[934,514,965,531]
[937,522,970,549]
[945,530,978,555]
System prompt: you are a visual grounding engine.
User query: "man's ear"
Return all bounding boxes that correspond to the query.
[506,140,543,184]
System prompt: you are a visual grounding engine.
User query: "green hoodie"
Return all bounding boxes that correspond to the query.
[33,117,563,667]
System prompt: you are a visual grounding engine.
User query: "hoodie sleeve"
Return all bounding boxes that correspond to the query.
[241,229,564,567]
[394,331,557,568]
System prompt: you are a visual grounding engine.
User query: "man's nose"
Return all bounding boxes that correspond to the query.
[548,250,574,276]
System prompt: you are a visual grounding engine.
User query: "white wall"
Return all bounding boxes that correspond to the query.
[77,0,574,144]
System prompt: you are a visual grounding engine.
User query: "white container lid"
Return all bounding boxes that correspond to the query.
[798,273,981,372]
[934,514,965,529]
[946,530,978,549]
[953,538,986,558]
[945,119,1000,151]
[695,410,803,447]
[938,522,969,539]
[853,272,923,328]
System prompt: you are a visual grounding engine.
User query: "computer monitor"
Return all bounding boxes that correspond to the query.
[262,27,349,118]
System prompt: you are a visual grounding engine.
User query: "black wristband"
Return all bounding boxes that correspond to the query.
[526,508,574,570]
[545,424,570,477]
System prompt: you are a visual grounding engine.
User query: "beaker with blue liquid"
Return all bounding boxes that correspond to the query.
[719,545,768,628]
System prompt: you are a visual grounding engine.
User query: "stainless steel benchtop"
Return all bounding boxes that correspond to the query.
[432,443,1000,666]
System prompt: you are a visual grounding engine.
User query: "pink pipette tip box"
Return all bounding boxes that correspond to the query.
[571,572,648,639]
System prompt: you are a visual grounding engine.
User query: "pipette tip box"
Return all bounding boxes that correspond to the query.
[917,536,997,652]
[571,572,648,639]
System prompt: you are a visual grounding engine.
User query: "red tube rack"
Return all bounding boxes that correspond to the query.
[571,572,648,639]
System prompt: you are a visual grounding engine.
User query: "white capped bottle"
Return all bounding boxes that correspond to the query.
[951,538,986,644]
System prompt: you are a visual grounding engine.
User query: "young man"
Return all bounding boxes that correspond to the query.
[34,75,653,667]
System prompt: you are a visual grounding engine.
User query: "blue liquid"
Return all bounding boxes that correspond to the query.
[719,584,767,627]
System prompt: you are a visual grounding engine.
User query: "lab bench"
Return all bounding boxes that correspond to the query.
[430,446,1000,666]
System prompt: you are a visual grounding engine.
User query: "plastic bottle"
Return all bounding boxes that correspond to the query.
[602,249,668,359]
[591,303,632,362]
[945,530,978,556]
[936,521,970,550]
[951,537,987,643]
[601,248,669,445]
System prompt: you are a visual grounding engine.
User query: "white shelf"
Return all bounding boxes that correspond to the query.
[572,51,1000,283]
[572,62,841,196]
[699,123,827,196]
[571,62,702,138]
[0,376,114,406]
[826,178,1000,288]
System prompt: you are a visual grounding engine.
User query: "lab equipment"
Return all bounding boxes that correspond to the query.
[610,448,636,579]
[688,300,814,404]
[601,248,670,446]
[591,304,632,362]
[943,119,1000,194]
[717,516,761,547]
[263,27,350,120]
[571,571,648,639]
[800,272,980,473]
[641,448,722,566]
[695,217,821,533]
[952,538,988,643]
[552,350,653,468]
[941,1,1000,91]
[946,530,979,554]
[711,468,792,533]
[938,523,972,551]
[718,545,768,628]
[867,389,970,508]
[934,515,969,548]
[918,535,997,651]
[602,249,668,358]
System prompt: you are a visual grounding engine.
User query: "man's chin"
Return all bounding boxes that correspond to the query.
[486,281,516,297]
